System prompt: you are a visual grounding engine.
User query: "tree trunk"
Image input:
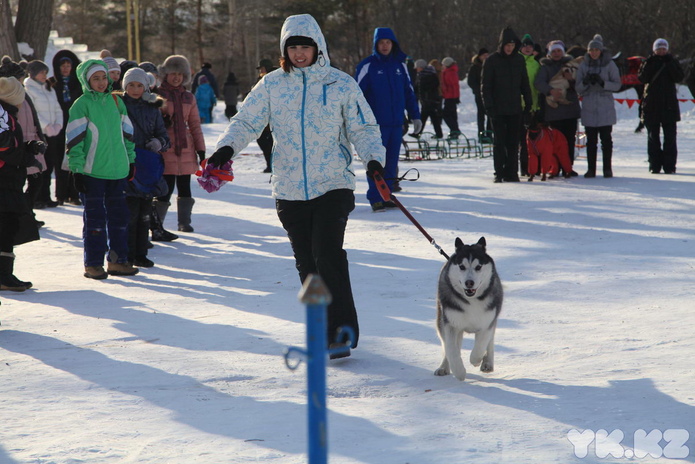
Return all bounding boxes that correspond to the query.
[196,0,203,66]
[0,0,19,60]
[15,0,54,60]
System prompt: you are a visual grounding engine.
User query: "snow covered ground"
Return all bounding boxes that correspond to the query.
[1,83,694,464]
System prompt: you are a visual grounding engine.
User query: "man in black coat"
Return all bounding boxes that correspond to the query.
[638,38,684,174]
[192,62,219,97]
[413,59,443,138]
[482,27,532,183]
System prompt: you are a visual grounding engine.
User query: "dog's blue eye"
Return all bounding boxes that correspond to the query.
[459,265,466,270]
[475,265,482,271]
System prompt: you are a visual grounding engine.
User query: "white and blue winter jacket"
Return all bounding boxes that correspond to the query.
[215,14,385,201]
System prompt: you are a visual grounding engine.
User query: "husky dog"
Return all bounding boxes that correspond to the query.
[545,56,583,109]
[434,237,503,381]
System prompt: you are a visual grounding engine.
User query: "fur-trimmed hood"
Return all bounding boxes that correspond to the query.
[158,55,192,86]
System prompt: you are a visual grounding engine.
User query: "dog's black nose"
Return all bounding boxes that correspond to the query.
[465,280,475,288]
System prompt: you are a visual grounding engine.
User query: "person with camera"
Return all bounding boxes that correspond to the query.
[575,34,622,178]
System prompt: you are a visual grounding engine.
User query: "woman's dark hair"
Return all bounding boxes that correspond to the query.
[281,36,318,72]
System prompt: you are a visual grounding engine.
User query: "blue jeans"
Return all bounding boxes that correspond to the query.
[80,176,130,267]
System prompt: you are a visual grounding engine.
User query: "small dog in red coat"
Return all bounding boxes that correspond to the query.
[526,125,573,181]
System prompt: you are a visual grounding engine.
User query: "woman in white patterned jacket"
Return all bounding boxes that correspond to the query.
[209,13,386,358]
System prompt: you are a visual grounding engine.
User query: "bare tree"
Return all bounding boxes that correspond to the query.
[15,0,55,60]
[0,0,18,59]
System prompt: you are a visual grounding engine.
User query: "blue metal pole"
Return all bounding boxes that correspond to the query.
[298,274,332,464]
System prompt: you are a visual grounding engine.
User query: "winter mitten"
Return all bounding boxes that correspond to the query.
[411,119,423,135]
[594,74,604,87]
[73,173,88,194]
[582,74,592,85]
[145,138,162,152]
[197,150,206,162]
[208,146,234,168]
[366,160,385,179]
[26,140,47,155]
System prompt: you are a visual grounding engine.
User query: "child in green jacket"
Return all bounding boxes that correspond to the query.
[66,59,139,279]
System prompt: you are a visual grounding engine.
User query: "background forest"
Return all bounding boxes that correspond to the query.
[2,0,695,94]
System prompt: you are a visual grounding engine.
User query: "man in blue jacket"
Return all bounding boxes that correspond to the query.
[356,27,421,211]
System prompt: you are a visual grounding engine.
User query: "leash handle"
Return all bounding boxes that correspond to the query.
[373,171,391,202]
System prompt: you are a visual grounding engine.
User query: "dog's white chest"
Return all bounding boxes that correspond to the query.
[444,304,496,333]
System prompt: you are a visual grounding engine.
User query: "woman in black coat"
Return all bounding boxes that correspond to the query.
[0,77,41,291]
[46,49,83,205]
[638,38,684,174]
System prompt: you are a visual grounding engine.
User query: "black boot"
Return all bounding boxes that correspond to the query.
[584,145,597,178]
[150,201,178,242]
[0,252,31,291]
[603,147,613,178]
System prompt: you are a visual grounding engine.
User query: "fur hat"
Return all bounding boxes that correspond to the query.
[653,38,669,52]
[0,56,25,80]
[99,50,120,73]
[159,55,191,86]
[521,34,534,47]
[0,76,26,107]
[442,57,455,67]
[414,59,427,69]
[123,67,157,102]
[588,34,604,51]
[26,60,50,78]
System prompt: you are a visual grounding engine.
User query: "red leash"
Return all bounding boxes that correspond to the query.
[373,172,449,260]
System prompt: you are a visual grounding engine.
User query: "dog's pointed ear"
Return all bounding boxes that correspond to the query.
[455,237,464,249]
[477,237,486,250]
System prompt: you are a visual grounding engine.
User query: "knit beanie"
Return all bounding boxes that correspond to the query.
[123,67,157,102]
[0,76,26,107]
[547,40,566,54]
[521,34,534,47]
[86,62,108,82]
[653,38,669,52]
[138,61,158,75]
[99,50,120,73]
[414,59,427,69]
[442,57,455,67]
[26,60,50,79]
[588,34,604,51]
[0,56,26,79]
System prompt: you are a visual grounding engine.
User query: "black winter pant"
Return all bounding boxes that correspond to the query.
[548,118,578,164]
[584,126,613,175]
[491,114,522,179]
[257,126,273,171]
[157,175,192,203]
[126,196,152,261]
[276,189,358,348]
[442,98,460,134]
[645,120,677,173]
[474,94,491,137]
[419,100,443,138]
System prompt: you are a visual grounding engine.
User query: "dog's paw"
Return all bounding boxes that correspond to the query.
[480,360,494,373]
[452,370,467,381]
[434,367,450,376]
